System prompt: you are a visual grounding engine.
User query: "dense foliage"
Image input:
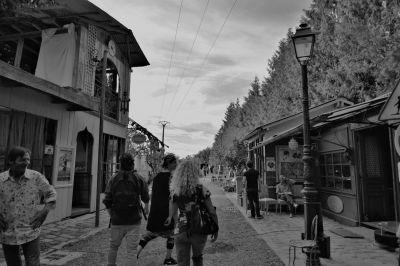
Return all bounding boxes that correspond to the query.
[201,0,400,168]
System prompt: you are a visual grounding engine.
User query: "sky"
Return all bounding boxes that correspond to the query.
[91,0,313,157]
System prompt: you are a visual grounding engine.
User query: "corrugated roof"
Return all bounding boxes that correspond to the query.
[250,94,389,150]
[242,98,353,141]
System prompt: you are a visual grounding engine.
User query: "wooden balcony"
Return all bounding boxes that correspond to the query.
[0,60,99,111]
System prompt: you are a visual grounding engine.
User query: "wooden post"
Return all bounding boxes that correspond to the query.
[14,38,24,68]
[95,49,108,227]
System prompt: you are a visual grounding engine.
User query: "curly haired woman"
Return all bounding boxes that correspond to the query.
[164,160,218,266]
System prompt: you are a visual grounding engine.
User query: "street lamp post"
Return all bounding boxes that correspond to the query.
[292,23,326,264]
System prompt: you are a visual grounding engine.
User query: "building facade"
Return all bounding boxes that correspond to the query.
[0,0,149,222]
[244,95,400,233]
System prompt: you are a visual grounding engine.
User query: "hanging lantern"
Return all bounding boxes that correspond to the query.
[288,137,299,150]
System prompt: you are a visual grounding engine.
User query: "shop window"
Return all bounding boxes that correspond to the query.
[319,150,353,193]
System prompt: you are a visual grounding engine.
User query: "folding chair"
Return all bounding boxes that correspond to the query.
[288,214,319,265]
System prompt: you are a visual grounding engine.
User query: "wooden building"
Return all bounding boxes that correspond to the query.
[244,95,400,232]
[0,0,149,221]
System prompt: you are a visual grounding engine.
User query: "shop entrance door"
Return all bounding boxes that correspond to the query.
[356,126,395,222]
[72,129,93,217]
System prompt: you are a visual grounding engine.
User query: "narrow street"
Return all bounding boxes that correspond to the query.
[53,178,284,266]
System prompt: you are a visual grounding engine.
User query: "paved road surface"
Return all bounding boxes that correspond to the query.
[57,179,284,266]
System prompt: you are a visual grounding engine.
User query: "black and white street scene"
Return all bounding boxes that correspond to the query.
[1,0,400,265]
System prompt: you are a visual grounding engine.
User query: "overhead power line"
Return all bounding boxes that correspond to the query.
[158,0,184,120]
[170,0,239,121]
[165,0,211,119]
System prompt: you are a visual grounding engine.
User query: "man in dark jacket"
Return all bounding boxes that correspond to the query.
[243,161,263,219]
[103,153,149,266]
[137,154,177,265]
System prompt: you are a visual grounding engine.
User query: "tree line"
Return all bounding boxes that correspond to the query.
[195,0,400,169]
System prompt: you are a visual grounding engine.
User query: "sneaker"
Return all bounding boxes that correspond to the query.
[248,215,255,219]
[164,257,178,265]
[289,213,293,218]
[256,215,264,219]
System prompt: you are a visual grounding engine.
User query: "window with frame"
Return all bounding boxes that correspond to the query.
[319,151,353,193]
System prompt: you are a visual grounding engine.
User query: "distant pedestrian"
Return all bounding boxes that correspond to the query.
[0,146,57,266]
[103,153,150,266]
[243,161,263,219]
[165,160,218,266]
[276,175,298,218]
[136,154,178,265]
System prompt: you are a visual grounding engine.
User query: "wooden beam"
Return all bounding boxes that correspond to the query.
[28,22,42,31]
[0,12,100,23]
[0,60,99,111]
[77,17,127,34]
[0,30,41,41]
[13,38,24,67]
[51,98,68,104]
[0,27,66,42]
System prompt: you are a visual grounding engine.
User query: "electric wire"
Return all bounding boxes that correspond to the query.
[165,0,211,119]
[158,0,184,120]
[170,0,239,121]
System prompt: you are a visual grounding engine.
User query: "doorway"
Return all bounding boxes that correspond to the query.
[72,129,93,217]
[356,126,395,224]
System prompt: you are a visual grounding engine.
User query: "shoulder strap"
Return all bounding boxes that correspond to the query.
[112,171,139,194]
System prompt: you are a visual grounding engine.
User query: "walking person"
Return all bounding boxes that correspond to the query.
[0,146,57,266]
[165,160,218,266]
[136,154,178,265]
[103,153,150,266]
[276,175,298,218]
[243,161,263,219]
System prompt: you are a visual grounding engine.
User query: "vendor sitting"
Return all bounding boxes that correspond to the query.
[276,175,298,218]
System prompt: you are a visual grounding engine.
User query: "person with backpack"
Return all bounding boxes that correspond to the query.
[103,153,149,266]
[136,154,178,265]
[165,160,218,266]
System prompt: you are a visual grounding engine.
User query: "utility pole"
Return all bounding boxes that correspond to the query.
[95,49,108,227]
[159,120,170,148]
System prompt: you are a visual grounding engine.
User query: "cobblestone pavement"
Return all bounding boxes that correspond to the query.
[224,182,399,266]
[2,177,397,266]
[33,178,284,266]
[0,210,109,265]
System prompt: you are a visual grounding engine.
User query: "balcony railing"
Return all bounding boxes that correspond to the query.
[94,82,119,120]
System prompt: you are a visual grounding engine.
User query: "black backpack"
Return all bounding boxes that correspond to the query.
[189,185,219,235]
[111,172,141,215]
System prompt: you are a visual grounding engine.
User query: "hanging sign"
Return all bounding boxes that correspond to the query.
[132,133,146,144]
[378,80,400,121]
